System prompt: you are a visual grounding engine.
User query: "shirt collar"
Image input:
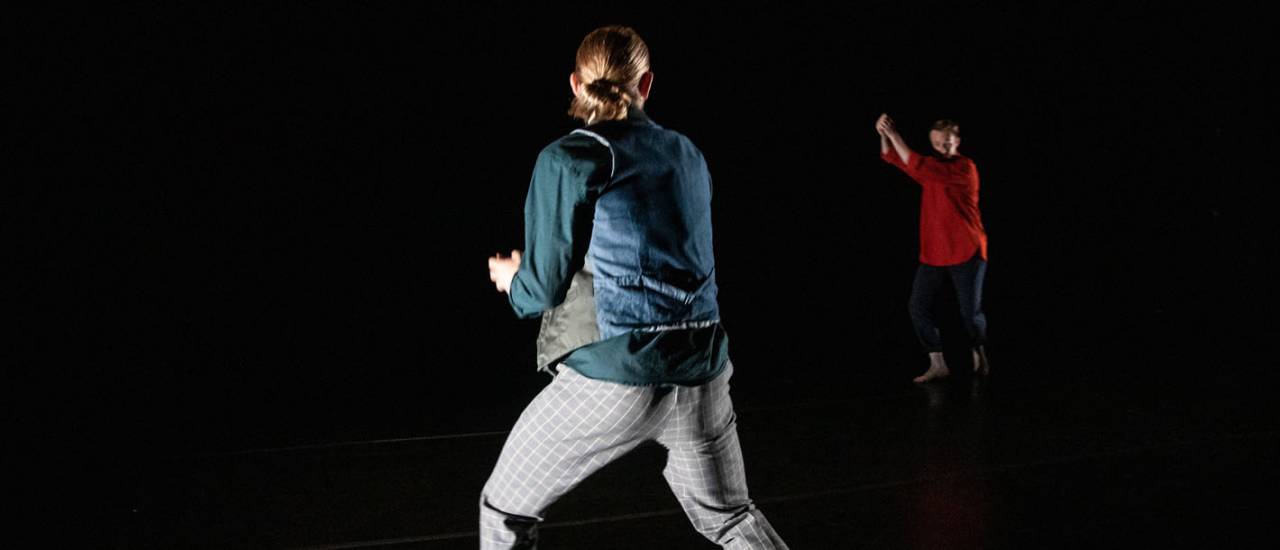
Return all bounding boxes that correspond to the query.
[586,106,657,129]
[625,106,654,125]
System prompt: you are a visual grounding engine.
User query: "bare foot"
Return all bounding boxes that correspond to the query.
[914,352,950,383]
[972,346,990,376]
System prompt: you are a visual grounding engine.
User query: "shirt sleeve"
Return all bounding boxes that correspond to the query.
[507,139,609,319]
[881,147,927,185]
[885,147,962,188]
[960,159,979,188]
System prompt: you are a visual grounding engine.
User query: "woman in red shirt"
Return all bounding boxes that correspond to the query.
[876,114,991,383]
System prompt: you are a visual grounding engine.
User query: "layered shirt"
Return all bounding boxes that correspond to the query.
[509,110,728,386]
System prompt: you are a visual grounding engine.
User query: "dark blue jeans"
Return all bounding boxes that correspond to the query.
[908,254,988,353]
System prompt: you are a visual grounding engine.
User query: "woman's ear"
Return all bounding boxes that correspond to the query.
[637,71,654,100]
[569,72,582,97]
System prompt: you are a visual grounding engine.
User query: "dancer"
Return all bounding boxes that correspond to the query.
[876,113,991,383]
[482,26,788,549]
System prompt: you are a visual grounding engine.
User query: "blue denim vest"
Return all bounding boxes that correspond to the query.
[572,113,721,339]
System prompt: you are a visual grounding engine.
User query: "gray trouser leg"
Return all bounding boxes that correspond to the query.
[658,364,789,549]
[478,363,787,549]
[479,367,668,549]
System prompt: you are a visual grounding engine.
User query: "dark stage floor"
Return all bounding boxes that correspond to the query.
[103,328,1277,549]
[26,4,1275,548]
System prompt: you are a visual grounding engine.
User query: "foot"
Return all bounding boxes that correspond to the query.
[972,346,990,376]
[914,352,950,383]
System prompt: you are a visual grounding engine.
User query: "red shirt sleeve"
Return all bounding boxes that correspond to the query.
[881,147,927,185]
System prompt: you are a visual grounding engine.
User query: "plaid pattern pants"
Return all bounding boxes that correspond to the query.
[479,362,787,549]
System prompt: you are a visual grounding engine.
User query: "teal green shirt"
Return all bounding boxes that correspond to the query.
[508,116,728,386]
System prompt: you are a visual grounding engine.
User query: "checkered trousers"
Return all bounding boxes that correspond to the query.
[479,362,787,549]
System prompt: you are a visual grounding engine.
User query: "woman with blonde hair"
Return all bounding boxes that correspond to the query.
[483,26,788,549]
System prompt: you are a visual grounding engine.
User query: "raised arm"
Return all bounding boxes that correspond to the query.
[876,113,914,165]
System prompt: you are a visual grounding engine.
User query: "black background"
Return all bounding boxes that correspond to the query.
[17,2,1274,471]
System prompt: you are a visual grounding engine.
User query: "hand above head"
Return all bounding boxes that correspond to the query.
[875,113,897,136]
[488,250,522,294]
[877,113,911,163]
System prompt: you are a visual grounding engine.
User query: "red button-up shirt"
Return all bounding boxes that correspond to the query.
[882,149,988,266]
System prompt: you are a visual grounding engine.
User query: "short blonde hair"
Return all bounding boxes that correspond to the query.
[568,26,650,124]
[931,119,961,136]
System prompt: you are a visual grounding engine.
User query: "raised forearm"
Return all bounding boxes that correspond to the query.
[875,113,913,165]
[886,130,912,164]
